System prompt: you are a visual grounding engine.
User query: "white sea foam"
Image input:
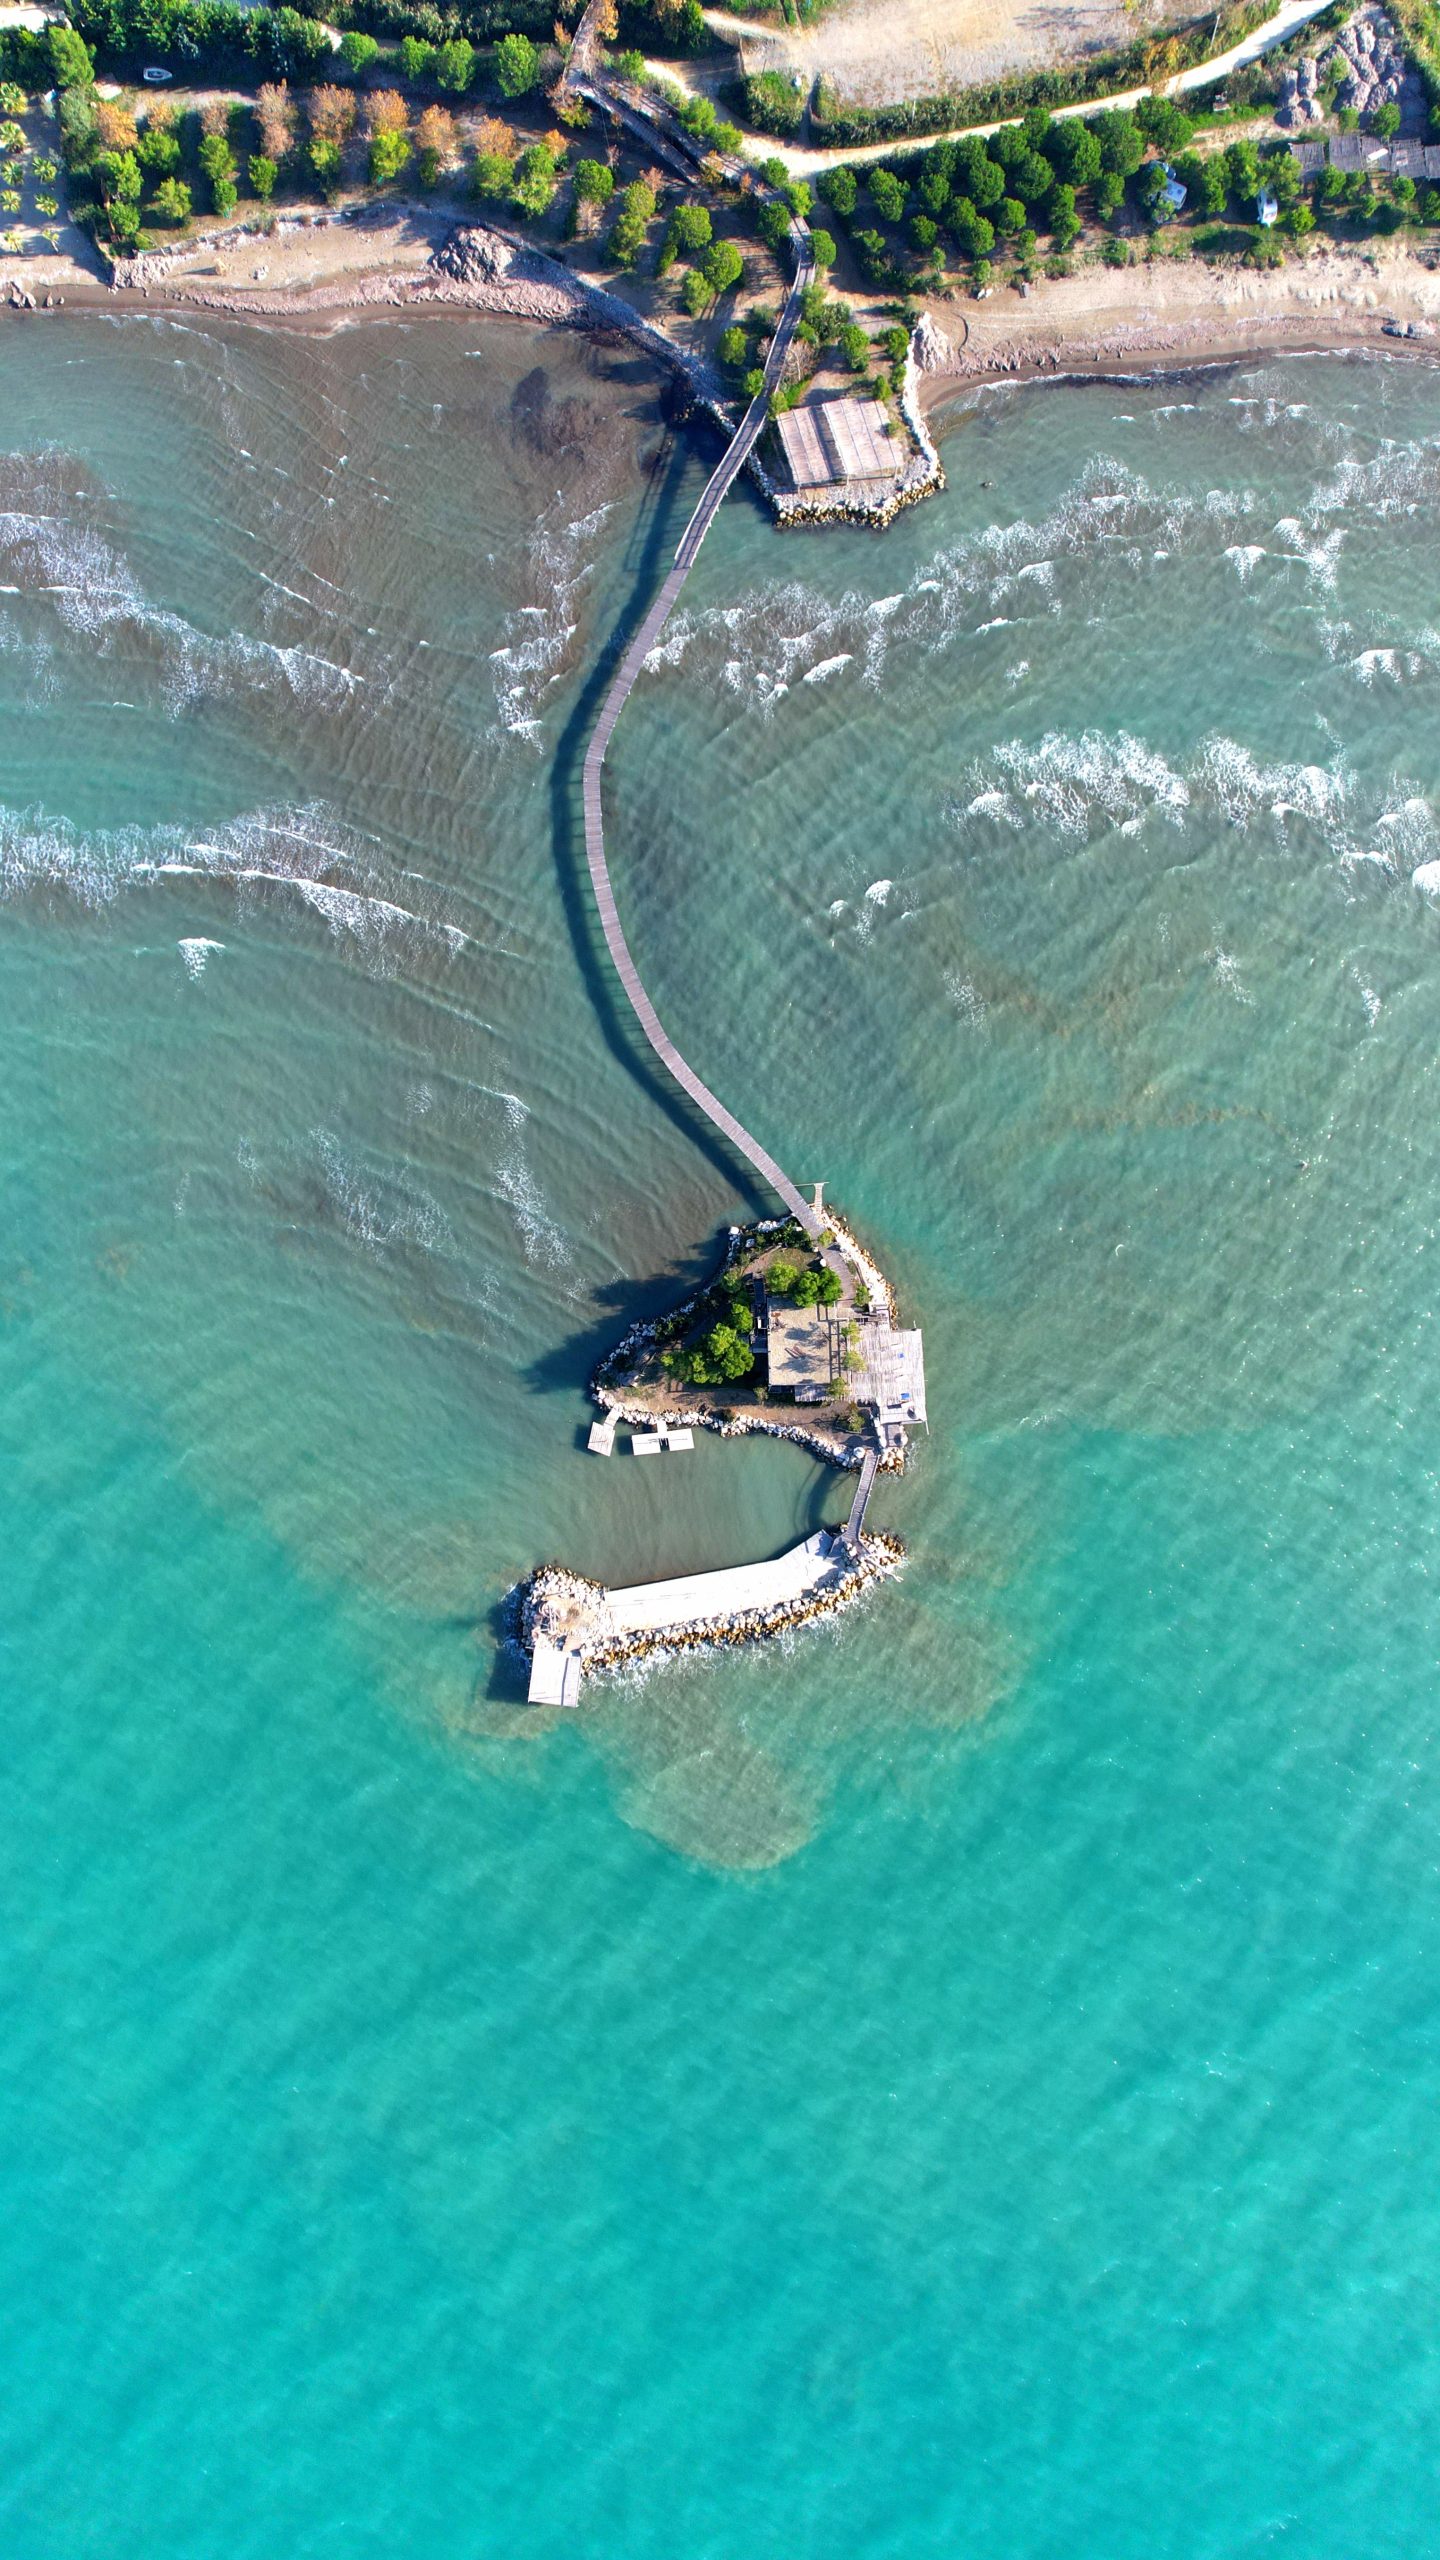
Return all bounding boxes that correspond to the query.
[489,497,611,743]
[802,653,851,683]
[0,796,470,965]
[178,937,223,978]
[1224,545,1267,580]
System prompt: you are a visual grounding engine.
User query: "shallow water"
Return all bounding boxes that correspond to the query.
[4,315,1440,2554]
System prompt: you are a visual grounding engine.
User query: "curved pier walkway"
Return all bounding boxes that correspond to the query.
[571,54,822,1240]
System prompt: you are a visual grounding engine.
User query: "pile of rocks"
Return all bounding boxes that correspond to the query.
[1275,8,1408,128]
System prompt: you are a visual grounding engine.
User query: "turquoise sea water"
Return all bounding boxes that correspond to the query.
[4,314,1440,2554]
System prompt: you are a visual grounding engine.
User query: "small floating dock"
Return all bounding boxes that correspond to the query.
[587,1406,620,1455]
[631,1426,695,1457]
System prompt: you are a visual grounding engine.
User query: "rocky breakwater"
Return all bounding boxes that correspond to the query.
[519,1530,905,1692]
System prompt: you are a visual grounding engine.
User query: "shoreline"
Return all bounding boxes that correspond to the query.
[11,215,1440,429]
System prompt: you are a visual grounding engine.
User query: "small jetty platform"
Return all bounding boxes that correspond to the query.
[523,1527,902,1703]
[587,1406,620,1455]
[631,1426,695,1456]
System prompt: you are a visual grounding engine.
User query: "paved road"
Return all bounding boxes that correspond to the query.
[570,57,823,1238]
[675,0,1345,174]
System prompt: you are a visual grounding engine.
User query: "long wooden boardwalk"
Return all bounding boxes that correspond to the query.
[572,59,821,1239]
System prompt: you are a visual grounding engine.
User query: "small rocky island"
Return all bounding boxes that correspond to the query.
[522,1211,925,1702]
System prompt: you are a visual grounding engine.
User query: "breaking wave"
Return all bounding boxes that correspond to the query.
[0,797,470,965]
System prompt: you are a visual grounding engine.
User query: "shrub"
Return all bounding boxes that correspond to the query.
[680,265,708,315]
[398,36,433,81]
[717,321,747,367]
[310,136,341,191]
[494,32,540,98]
[743,68,803,135]
[247,151,276,197]
[256,83,295,163]
[809,224,835,268]
[414,104,455,182]
[840,319,869,368]
[309,85,356,146]
[340,30,379,75]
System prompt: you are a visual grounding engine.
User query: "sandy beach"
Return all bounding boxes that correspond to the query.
[8,201,1440,408]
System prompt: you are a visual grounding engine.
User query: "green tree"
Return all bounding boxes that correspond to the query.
[768,1259,799,1295]
[1088,108,1144,179]
[494,32,540,99]
[1374,98,1401,140]
[198,131,236,210]
[1095,170,1124,221]
[509,140,557,217]
[818,163,857,217]
[1285,199,1316,236]
[136,126,180,177]
[435,39,475,95]
[340,31,379,77]
[472,149,511,198]
[310,138,342,193]
[47,23,93,90]
[248,152,277,199]
[993,193,1024,236]
[954,137,1004,207]
[680,266,709,316]
[1225,138,1260,203]
[717,322,747,367]
[609,175,657,264]
[700,236,743,296]
[1136,95,1192,153]
[757,196,790,251]
[572,157,614,207]
[909,212,937,251]
[1048,180,1079,246]
[150,174,191,222]
[398,37,433,82]
[868,166,907,223]
[370,126,412,184]
[670,198,711,255]
[950,199,994,259]
[1048,119,1100,188]
[809,225,835,268]
[840,320,869,370]
[96,146,142,204]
